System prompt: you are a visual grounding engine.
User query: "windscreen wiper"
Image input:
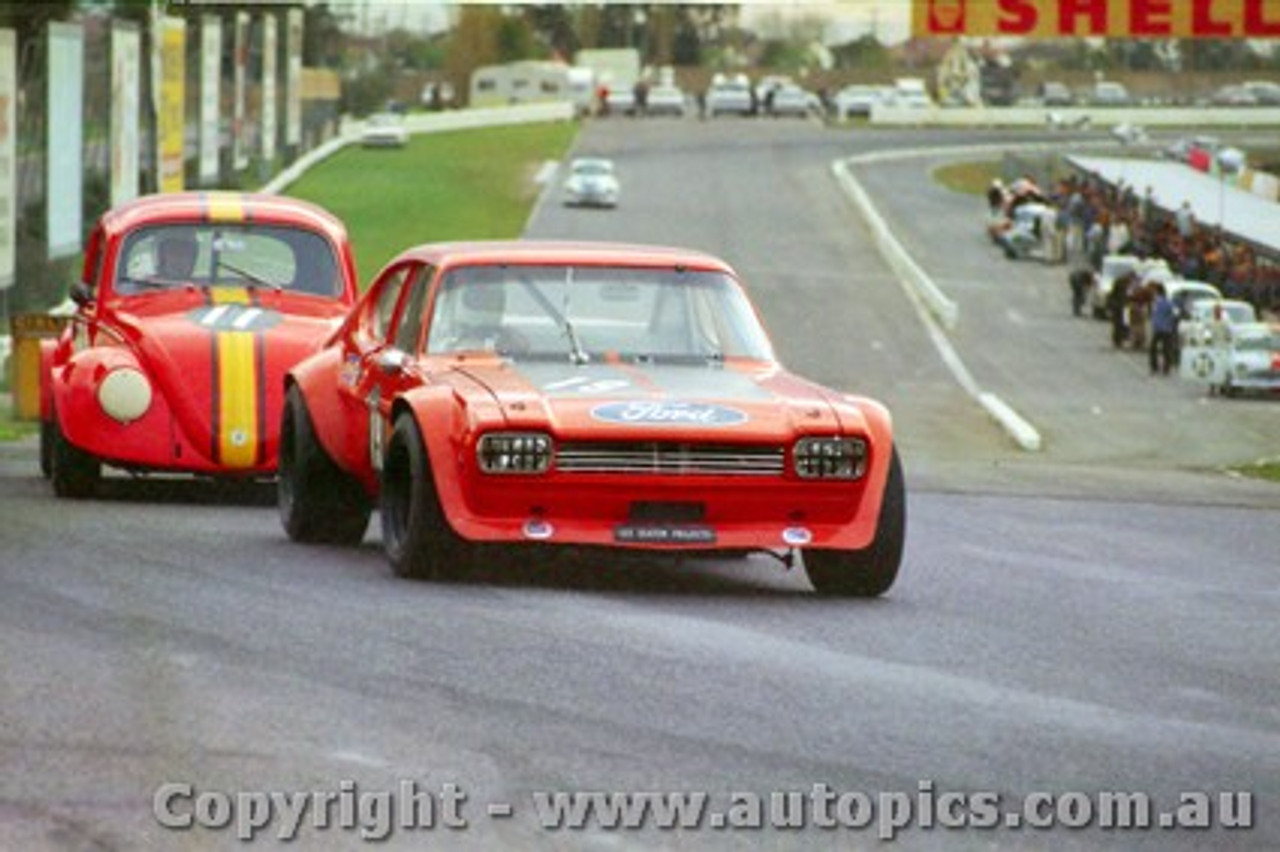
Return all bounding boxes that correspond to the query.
[216,257,282,291]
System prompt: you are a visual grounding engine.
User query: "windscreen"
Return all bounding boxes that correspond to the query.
[425,264,774,363]
[115,223,342,298]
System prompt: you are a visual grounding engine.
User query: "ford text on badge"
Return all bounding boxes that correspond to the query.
[591,401,749,427]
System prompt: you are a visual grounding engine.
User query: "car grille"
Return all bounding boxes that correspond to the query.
[555,441,785,476]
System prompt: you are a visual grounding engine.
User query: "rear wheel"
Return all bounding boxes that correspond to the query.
[804,448,905,598]
[380,415,473,581]
[278,385,371,545]
[50,417,101,499]
[39,419,54,479]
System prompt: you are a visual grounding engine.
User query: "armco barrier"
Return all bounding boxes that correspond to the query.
[262,101,575,196]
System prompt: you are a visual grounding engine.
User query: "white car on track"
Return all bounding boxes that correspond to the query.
[561,158,620,209]
[361,113,409,148]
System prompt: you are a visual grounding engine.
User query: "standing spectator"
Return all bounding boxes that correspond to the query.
[1108,271,1135,348]
[1175,201,1195,239]
[1128,277,1153,351]
[1149,283,1177,375]
[1108,214,1132,255]
[1086,210,1108,272]
[1069,266,1092,317]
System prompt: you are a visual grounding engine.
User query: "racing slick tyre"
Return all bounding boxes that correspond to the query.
[803,448,905,598]
[39,419,54,479]
[50,416,101,499]
[381,414,473,582]
[278,385,371,545]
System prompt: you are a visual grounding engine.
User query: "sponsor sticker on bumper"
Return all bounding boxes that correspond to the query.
[614,525,717,545]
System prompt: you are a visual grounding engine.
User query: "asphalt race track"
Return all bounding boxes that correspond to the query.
[1,119,1277,851]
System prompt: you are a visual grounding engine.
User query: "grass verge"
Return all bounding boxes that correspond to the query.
[932,160,1002,196]
[286,121,579,285]
[1231,459,1280,484]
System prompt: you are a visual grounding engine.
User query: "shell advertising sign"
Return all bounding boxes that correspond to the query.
[912,0,1280,38]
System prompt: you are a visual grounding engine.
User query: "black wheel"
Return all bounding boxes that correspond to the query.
[804,447,906,598]
[39,419,54,479]
[278,385,371,545]
[50,417,101,499]
[380,414,473,581]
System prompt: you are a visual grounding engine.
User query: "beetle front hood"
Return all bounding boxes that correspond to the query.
[451,359,861,440]
[107,292,346,468]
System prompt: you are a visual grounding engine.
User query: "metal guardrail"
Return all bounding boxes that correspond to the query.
[261,102,576,196]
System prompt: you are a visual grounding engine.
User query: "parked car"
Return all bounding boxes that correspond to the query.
[561,158,620,209]
[604,86,637,116]
[645,85,687,117]
[360,113,409,148]
[993,202,1055,261]
[1040,81,1074,106]
[1210,84,1260,107]
[1243,80,1280,105]
[831,84,885,119]
[892,77,934,108]
[1179,319,1280,397]
[767,84,816,118]
[706,79,755,117]
[1089,256,1170,319]
[1165,279,1223,318]
[1161,135,1220,163]
[1091,81,1133,106]
[278,241,905,597]
[39,192,359,497]
[1182,298,1259,338]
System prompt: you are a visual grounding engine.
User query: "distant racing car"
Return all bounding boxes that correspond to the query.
[40,192,359,497]
[561,157,620,208]
[278,241,905,596]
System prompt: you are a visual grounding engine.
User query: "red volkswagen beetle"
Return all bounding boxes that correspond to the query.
[280,241,904,596]
[40,192,359,497]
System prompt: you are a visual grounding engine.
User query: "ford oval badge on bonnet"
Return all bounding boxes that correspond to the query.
[590,401,748,427]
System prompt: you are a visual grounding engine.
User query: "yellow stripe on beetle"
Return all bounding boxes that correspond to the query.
[216,330,259,468]
[209,289,258,468]
[207,195,247,224]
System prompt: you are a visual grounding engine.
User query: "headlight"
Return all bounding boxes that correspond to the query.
[793,437,867,480]
[97,367,152,424]
[477,432,552,474]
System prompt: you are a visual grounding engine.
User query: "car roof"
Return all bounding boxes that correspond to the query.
[1167,279,1219,293]
[96,191,349,244]
[388,240,736,274]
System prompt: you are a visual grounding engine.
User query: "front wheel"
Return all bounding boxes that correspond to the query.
[380,414,473,581]
[278,385,371,545]
[50,417,101,499]
[804,447,905,598]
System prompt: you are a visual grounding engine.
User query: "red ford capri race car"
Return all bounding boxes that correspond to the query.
[281,241,904,596]
[40,192,359,497]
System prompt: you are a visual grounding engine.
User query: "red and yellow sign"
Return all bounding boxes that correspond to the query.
[912,0,1280,38]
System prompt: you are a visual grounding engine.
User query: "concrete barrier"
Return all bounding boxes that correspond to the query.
[870,105,1280,129]
[832,151,1043,452]
[831,160,959,330]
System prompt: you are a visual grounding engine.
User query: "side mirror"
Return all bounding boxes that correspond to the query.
[70,281,94,308]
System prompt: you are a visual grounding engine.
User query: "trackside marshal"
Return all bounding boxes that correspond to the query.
[912,0,1280,38]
